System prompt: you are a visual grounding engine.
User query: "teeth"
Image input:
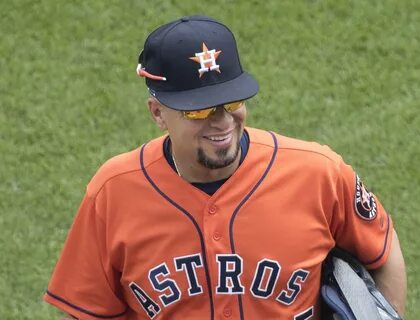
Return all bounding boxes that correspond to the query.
[207,135,229,141]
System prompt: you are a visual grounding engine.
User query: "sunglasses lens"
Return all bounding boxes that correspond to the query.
[183,101,244,120]
[183,107,215,120]
[224,101,244,112]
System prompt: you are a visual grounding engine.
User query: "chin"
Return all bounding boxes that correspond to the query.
[197,142,240,170]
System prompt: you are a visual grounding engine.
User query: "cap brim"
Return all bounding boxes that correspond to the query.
[151,72,259,111]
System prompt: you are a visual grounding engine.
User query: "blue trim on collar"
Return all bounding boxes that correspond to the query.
[163,131,249,196]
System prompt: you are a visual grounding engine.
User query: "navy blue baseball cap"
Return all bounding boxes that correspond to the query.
[137,15,259,111]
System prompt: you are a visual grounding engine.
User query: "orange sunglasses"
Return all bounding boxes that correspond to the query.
[182,101,244,120]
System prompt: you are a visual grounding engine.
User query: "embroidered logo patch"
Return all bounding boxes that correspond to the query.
[189,42,222,78]
[354,175,377,220]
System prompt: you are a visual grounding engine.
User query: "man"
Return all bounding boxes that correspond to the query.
[45,16,406,320]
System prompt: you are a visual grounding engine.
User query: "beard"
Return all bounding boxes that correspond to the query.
[197,137,241,169]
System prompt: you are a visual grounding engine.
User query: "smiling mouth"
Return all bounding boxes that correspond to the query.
[204,134,230,142]
[203,131,234,142]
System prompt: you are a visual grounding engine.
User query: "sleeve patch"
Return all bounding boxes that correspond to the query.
[354,175,377,220]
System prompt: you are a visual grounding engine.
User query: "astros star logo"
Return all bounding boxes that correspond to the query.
[189,43,222,78]
[361,185,372,211]
[354,175,377,220]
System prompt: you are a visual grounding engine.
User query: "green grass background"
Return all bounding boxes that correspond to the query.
[1,0,419,318]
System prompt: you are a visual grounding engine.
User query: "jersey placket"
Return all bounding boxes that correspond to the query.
[203,199,239,320]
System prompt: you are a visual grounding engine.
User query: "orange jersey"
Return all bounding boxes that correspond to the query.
[45,127,392,320]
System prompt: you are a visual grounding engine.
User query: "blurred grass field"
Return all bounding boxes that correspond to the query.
[1,0,419,319]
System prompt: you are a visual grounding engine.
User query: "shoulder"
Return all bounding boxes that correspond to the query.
[247,127,342,162]
[86,135,167,197]
[86,147,142,197]
[247,127,346,176]
[277,135,342,164]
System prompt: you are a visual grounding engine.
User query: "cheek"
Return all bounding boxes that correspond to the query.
[166,119,202,144]
[233,107,247,126]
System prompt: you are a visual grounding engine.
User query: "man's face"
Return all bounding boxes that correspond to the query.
[152,99,247,170]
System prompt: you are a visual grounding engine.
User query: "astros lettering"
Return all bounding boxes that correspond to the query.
[129,253,310,318]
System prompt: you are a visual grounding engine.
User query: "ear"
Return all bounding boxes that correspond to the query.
[147,97,167,131]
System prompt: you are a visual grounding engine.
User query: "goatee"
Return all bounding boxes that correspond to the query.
[197,140,241,169]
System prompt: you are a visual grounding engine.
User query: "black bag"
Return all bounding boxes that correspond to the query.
[321,248,403,320]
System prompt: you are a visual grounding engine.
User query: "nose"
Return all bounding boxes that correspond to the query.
[208,106,233,128]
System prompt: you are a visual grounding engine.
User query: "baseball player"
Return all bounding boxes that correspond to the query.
[45,16,406,320]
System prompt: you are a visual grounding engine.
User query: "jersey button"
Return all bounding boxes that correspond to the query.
[209,205,217,215]
[223,308,232,317]
[213,232,221,241]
